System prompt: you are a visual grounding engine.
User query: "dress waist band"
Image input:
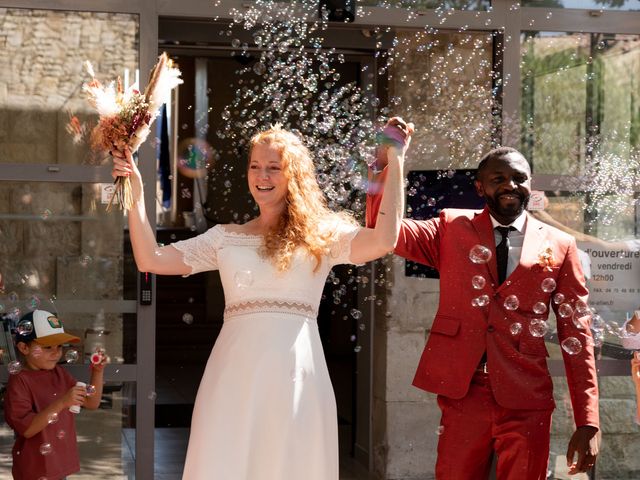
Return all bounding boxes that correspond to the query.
[224,300,318,320]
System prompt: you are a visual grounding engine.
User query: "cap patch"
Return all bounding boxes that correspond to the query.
[47,315,62,329]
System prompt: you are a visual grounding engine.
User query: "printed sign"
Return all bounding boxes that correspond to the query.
[527,190,546,211]
[578,241,640,319]
[101,183,115,204]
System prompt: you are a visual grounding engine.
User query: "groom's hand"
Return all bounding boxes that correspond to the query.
[566,425,599,474]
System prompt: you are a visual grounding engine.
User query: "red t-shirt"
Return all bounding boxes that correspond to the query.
[4,365,80,480]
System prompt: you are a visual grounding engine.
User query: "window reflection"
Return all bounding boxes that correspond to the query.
[0,8,139,165]
[522,0,640,11]
[356,0,491,8]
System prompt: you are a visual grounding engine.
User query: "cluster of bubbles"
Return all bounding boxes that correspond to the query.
[218,0,376,212]
[466,243,629,354]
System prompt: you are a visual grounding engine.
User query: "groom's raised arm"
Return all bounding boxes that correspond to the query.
[366,148,441,269]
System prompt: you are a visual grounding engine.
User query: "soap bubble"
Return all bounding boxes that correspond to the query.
[64,350,79,364]
[472,295,490,307]
[17,321,33,336]
[591,314,604,331]
[79,255,92,267]
[558,303,573,318]
[354,345,362,353]
[469,245,492,264]
[85,384,97,396]
[39,443,52,456]
[471,275,486,290]
[592,331,604,348]
[503,295,519,311]
[436,425,445,435]
[25,295,40,310]
[541,278,556,293]
[177,138,213,179]
[47,412,59,425]
[532,302,547,315]
[552,293,565,305]
[572,309,592,330]
[350,309,362,320]
[561,337,582,355]
[182,313,194,325]
[253,62,267,76]
[529,319,549,337]
[234,270,253,288]
[8,360,22,375]
[510,322,522,336]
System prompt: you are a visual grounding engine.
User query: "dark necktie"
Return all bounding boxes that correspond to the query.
[496,226,515,285]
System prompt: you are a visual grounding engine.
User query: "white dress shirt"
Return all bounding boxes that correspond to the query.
[490,212,527,281]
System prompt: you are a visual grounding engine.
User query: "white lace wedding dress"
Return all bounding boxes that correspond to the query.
[172,222,361,480]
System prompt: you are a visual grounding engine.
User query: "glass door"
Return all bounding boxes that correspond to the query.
[0,6,153,478]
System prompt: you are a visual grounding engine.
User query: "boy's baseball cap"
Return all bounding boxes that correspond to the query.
[15,310,80,347]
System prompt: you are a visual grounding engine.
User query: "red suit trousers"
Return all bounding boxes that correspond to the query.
[435,371,553,480]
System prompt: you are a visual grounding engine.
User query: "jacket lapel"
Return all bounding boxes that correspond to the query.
[471,208,499,286]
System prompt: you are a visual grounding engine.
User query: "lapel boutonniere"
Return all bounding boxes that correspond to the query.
[537,243,555,271]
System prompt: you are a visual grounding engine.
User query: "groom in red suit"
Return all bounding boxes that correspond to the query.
[367,120,599,480]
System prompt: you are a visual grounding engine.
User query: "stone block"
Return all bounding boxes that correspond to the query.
[595,432,640,479]
[0,220,22,257]
[56,255,123,300]
[25,220,80,258]
[600,376,635,399]
[0,256,56,304]
[0,142,55,165]
[599,398,638,434]
[385,330,431,403]
[385,400,440,480]
[9,109,56,145]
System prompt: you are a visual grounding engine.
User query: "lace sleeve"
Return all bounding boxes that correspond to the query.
[327,222,363,267]
[172,225,224,276]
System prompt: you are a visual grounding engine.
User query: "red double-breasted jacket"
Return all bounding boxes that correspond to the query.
[367,170,599,428]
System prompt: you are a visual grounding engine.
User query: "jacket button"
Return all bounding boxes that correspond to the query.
[487,325,495,333]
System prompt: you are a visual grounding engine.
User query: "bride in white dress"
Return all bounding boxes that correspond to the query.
[111,119,413,479]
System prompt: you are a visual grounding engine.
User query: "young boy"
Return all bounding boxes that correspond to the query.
[4,309,105,480]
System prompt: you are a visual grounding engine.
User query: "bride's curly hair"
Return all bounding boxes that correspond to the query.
[249,126,357,272]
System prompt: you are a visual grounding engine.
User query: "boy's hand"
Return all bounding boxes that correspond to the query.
[63,385,87,409]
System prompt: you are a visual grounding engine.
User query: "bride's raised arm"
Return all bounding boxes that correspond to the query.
[349,117,413,265]
[111,148,192,276]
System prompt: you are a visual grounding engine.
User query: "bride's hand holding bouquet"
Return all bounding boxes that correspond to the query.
[111,147,143,206]
[83,52,182,211]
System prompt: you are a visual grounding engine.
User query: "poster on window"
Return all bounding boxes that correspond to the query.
[577,241,640,319]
